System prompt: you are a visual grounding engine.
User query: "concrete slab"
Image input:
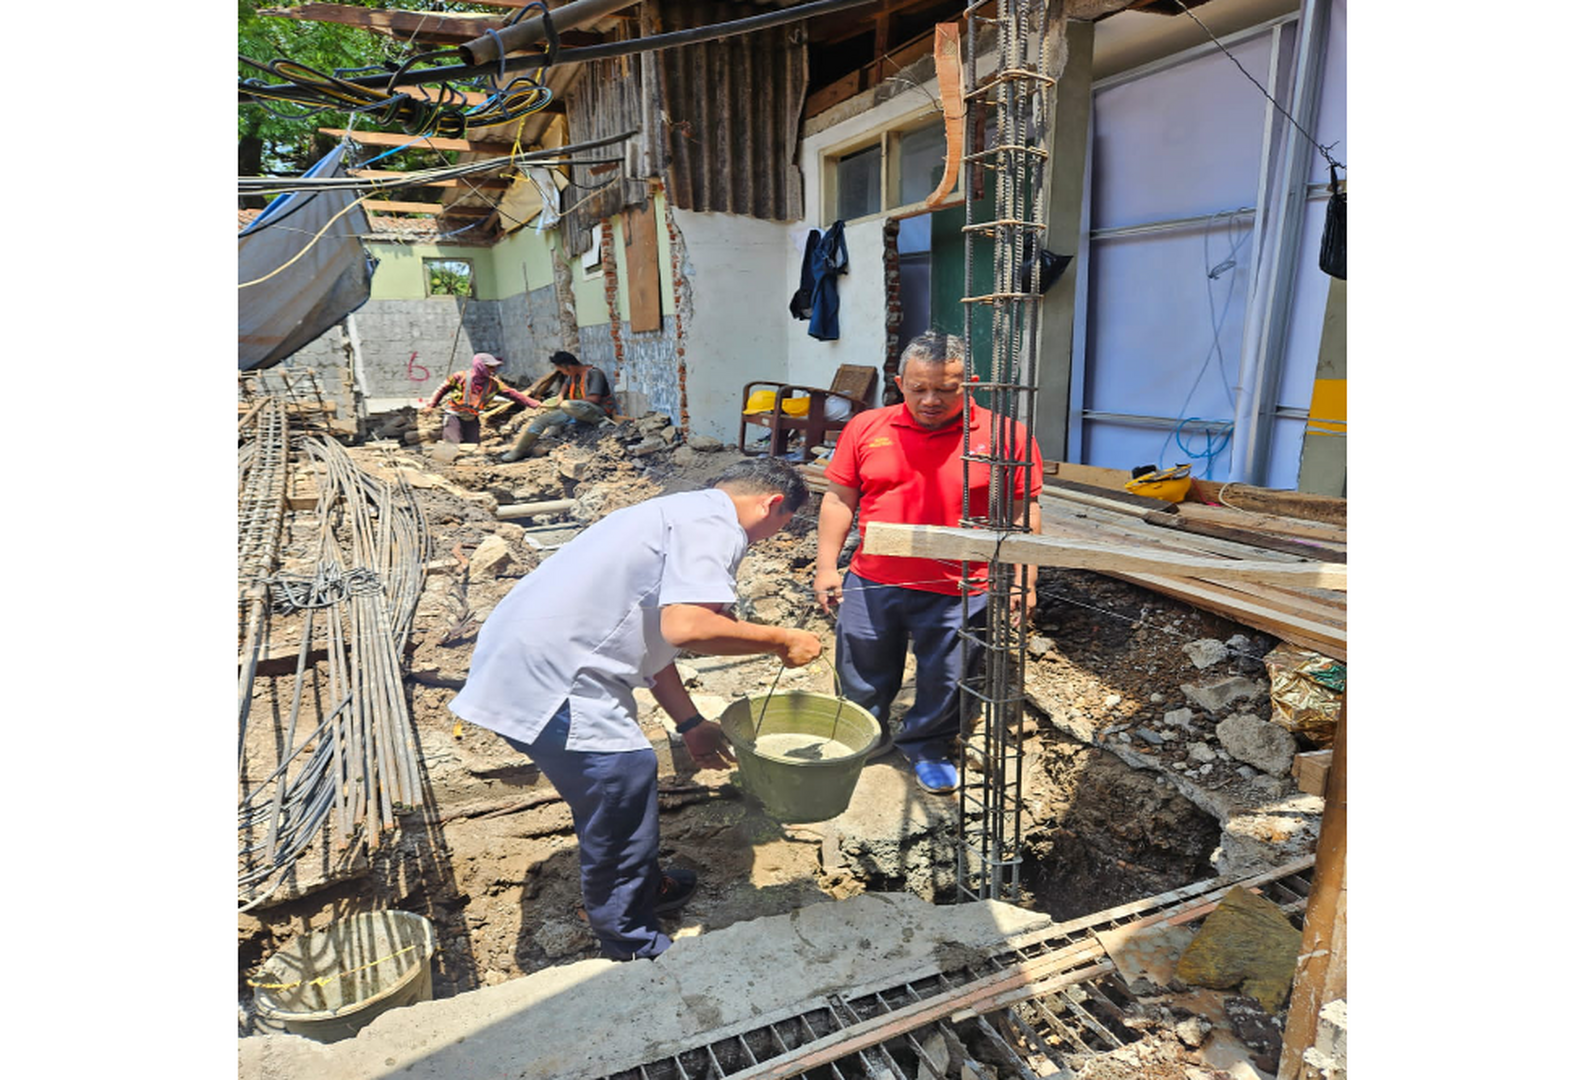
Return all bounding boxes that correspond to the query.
[239,892,1051,1080]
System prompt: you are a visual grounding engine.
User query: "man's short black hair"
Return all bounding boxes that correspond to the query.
[549,350,578,368]
[712,456,809,515]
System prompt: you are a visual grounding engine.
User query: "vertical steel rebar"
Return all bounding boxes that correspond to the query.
[956,0,1055,904]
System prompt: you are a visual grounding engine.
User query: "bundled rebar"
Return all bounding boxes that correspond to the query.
[238,425,430,906]
[954,0,1058,903]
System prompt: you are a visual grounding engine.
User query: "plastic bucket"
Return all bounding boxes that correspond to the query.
[252,910,437,1042]
[719,690,882,824]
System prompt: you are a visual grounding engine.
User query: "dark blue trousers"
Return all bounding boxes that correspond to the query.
[834,571,987,762]
[503,702,670,960]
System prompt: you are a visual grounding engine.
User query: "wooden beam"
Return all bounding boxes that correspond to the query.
[1044,477,1178,516]
[860,522,1349,590]
[1171,503,1347,545]
[1110,570,1346,659]
[259,3,504,44]
[1277,700,1346,1080]
[318,128,516,155]
[361,199,447,215]
[1292,750,1333,797]
[1142,510,1346,563]
[349,170,510,190]
[1192,479,1346,527]
[260,3,600,48]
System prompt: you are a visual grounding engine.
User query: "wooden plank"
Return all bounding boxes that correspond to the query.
[1042,496,1317,566]
[623,202,663,333]
[361,200,446,215]
[862,522,1348,590]
[1045,460,1135,490]
[260,4,601,47]
[1044,477,1177,516]
[318,128,516,155]
[1173,502,1347,544]
[1112,571,1346,660]
[1143,510,1346,562]
[805,68,864,118]
[350,170,509,190]
[1192,478,1346,527]
[1039,516,1346,628]
[1278,702,1346,1079]
[1293,750,1333,797]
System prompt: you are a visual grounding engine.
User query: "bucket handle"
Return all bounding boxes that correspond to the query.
[753,654,851,750]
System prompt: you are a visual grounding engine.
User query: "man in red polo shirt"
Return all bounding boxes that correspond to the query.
[813,331,1043,794]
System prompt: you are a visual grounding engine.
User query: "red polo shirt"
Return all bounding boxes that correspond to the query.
[824,403,1044,595]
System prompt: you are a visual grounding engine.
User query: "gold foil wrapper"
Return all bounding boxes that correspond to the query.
[1263,643,1345,747]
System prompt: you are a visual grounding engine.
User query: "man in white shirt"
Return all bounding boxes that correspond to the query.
[449,457,822,960]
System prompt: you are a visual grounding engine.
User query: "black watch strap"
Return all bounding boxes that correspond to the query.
[675,713,705,735]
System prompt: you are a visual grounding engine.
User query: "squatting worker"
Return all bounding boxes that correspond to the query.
[448,457,822,961]
[424,352,541,444]
[813,330,1043,796]
[501,350,616,461]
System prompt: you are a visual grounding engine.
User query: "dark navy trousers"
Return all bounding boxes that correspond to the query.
[503,701,669,961]
[834,570,987,762]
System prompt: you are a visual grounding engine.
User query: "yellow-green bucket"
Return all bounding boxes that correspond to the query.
[719,691,882,824]
[251,910,436,1042]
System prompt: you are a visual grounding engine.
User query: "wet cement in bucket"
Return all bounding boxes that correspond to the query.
[752,732,858,762]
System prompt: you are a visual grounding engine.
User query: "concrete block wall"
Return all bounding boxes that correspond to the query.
[352,298,505,409]
[578,318,680,421]
[497,284,564,384]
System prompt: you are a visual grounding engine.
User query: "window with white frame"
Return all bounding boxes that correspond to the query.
[821,115,957,226]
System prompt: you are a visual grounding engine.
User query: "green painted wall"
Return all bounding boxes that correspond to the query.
[367,241,504,301]
[490,224,556,295]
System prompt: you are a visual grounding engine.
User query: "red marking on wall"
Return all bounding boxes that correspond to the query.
[408,352,431,383]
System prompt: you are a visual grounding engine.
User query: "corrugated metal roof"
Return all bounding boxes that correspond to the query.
[654,0,808,220]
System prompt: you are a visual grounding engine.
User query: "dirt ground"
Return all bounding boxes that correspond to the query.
[240,408,1314,1076]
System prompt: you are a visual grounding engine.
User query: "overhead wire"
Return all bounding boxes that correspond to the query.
[1170,0,1343,173]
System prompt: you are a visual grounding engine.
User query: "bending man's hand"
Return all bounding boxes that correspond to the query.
[778,628,822,668]
[682,721,736,769]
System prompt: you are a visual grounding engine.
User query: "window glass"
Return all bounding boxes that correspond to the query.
[835,143,882,221]
[897,121,948,206]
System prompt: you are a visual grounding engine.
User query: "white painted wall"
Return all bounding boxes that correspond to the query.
[670,207,792,444]
[784,217,889,394]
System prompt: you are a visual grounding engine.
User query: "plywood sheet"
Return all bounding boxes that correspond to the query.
[624,202,662,333]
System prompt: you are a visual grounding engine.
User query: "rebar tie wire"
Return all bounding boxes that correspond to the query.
[267,567,383,614]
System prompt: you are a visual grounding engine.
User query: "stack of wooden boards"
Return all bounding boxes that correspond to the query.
[797,459,1346,661]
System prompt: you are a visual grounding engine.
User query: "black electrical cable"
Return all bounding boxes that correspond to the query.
[240,0,883,98]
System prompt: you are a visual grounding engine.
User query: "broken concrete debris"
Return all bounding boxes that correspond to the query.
[1216,713,1299,776]
[1183,638,1230,669]
[1182,675,1264,714]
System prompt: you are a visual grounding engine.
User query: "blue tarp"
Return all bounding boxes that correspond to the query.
[238,145,377,371]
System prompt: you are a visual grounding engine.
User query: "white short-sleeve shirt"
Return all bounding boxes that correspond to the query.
[448,488,746,751]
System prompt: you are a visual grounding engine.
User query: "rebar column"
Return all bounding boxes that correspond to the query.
[955,0,1058,903]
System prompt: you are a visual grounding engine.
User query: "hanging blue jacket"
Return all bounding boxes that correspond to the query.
[807,220,849,341]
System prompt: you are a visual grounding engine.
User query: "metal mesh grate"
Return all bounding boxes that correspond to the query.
[597,861,1314,1080]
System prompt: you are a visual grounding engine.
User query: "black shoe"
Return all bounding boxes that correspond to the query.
[654,866,698,914]
[864,729,896,760]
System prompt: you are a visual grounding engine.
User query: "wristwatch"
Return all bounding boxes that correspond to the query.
[675,714,705,735]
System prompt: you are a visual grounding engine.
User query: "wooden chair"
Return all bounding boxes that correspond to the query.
[738,364,878,459]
